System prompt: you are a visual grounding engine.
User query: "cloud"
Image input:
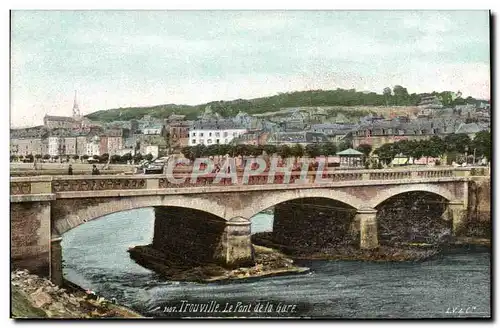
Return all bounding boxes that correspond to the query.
[10,10,490,127]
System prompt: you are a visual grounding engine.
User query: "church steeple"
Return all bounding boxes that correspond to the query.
[72,90,81,118]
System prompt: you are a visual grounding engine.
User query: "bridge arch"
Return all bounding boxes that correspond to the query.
[51,194,228,235]
[368,183,456,209]
[241,188,364,219]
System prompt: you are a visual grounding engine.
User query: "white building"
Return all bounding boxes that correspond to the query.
[145,145,159,159]
[188,120,247,146]
[48,137,63,156]
[86,136,100,156]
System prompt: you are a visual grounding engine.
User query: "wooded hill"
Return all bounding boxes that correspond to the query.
[85,87,483,122]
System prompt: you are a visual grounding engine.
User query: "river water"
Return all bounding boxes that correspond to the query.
[61,208,491,319]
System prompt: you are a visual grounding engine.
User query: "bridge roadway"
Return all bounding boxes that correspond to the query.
[10,167,484,285]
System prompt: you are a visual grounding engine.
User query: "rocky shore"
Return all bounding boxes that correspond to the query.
[252,232,442,262]
[128,244,309,282]
[11,270,141,318]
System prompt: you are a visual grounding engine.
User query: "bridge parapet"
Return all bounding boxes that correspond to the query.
[10,176,52,195]
[9,167,484,195]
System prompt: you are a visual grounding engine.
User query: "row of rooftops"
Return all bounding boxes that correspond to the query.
[12,118,489,141]
[191,119,247,130]
[232,121,489,145]
[16,104,491,141]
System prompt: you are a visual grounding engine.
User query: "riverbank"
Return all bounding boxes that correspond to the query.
[252,233,438,262]
[252,233,491,262]
[11,270,141,318]
[128,244,309,282]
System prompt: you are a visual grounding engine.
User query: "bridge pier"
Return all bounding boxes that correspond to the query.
[356,207,379,250]
[272,199,354,250]
[50,235,63,286]
[448,202,468,236]
[11,201,52,277]
[152,207,253,268]
[216,217,254,268]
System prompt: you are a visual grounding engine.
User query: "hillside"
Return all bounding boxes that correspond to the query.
[85,88,481,123]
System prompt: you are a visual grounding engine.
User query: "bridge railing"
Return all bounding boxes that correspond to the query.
[10,167,483,195]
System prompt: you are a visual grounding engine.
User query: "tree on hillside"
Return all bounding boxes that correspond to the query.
[374,143,398,166]
[444,134,471,154]
[395,139,411,159]
[356,144,372,157]
[181,146,193,161]
[336,141,351,152]
[254,145,265,157]
[393,85,409,105]
[290,144,304,160]
[277,145,292,159]
[25,154,34,162]
[219,144,232,156]
[263,145,278,156]
[438,91,454,107]
[383,87,392,106]
[322,142,337,156]
[190,144,207,159]
[133,153,143,164]
[204,145,219,157]
[425,136,446,159]
[111,154,121,164]
[100,153,109,163]
[407,140,426,164]
[234,144,252,157]
[120,153,132,163]
[472,130,491,162]
[305,144,321,158]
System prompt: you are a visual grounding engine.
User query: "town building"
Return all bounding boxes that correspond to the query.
[107,135,123,155]
[351,119,463,149]
[62,137,77,156]
[454,122,489,140]
[265,131,329,146]
[76,136,87,156]
[168,121,191,150]
[43,115,78,129]
[281,109,307,131]
[188,120,247,146]
[10,138,46,156]
[86,136,101,156]
[166,114,186,123]
[145,145,159,158]
[232,111,254,129]
[48,137,63,156]
[310,123,354,146]
[99,136,108,155]
[231,131,269,145]
[143,123,165,135]
[416,95,443,118]
[337,148,364,167]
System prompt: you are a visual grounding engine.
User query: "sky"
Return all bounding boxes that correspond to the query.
[10,10,490,128]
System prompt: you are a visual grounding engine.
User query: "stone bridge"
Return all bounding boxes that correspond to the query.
[10,167,485,285]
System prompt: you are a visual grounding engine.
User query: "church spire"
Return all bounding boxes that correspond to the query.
[72,90,81,118]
